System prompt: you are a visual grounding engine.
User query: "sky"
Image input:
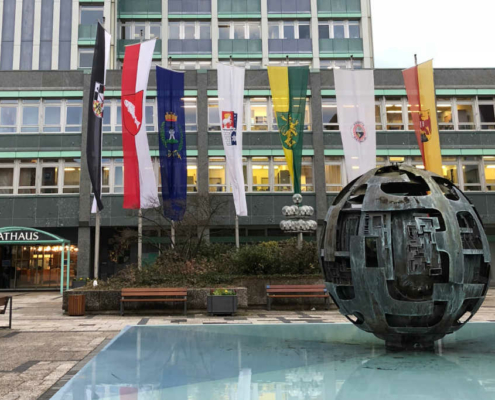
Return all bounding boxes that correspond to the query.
[371,0,495,68]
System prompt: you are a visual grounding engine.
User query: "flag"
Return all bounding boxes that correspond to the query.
[334,69,376,181]
[87,23,110,213]
[403,60,442,175]
[156,66,187,221]
[268,66,309,194]
[121,40,159,209]
[217,63,247,216]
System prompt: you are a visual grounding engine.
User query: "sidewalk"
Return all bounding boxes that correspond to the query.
[0,290,494,399]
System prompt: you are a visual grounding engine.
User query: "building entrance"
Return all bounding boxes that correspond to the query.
[0,227,76,292]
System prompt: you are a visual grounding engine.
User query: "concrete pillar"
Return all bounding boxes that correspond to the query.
[103,0,113,68]
[360,0,374,68]
[12,0,22,70]
[77,73,92,278]
[310,0,320,69]
[211,0,218,67]
[32,0,42,70]
[310,71,327,226]
[260,0,269,67]
[161,0,168,66]
[70,0,78,69]
[52,0,60,70]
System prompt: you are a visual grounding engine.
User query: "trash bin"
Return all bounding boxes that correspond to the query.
[68,294,85,316]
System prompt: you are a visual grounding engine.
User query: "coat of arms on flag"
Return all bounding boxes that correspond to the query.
[352,121,367,142]
[93,82,105,118]
[122,91,144,135]
[221,111,238,146]
[419,110,432,143]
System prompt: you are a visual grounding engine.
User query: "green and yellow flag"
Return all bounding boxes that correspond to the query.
[268,66,310,194]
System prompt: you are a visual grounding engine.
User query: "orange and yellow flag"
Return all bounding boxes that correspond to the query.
[402,60,442,175]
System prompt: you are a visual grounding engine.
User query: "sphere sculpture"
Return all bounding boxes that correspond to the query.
[320,165,491,349]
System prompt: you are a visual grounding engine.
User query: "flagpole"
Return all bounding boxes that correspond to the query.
[138,209,143,270]
[171,220,175,249]
[414,54,418,66]
[94,210,101,278]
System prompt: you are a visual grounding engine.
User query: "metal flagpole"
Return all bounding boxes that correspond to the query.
[67,245,71,290]
[414,54,418,65]
[138,209,143,270]
[350,54,354,70]
[171,220,175,249]
[60,245,65,294]
[94,210,101,279]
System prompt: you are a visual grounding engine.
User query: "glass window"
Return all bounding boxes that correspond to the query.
[268,23,279,39]
[145,102,154,132]
[484,157,495,191]
[208,99,220,131]
[283,23,294,39]
[436,99,453,130]
[274,162,291,191]
[101,161,110,193]
[322,99,338,130]
[301,158,313,192]
[298,24,310,39]
[78,49,94,69]
[18,166,36,194]
[0,103,17,133]
[209,158,226,192]
[325,158,343,192]
[234,23,245,39]
[43,102,61,133]
[462,161,481,191]
[0,167,14,194]
[304,100,311,131]
[318,24,330,39]
[251,157,269,192]
[149,23,161,39]
[199,23,210,39]
[115,102,122,132]
[114,164,123,193]
[134,24,146,40]
[457,99,475,130]
[442,163,458,185]
[22,102,39,133]
[41,166,58,193]
[120,24,131,40]
[102,104,111,132]
[333,23,345,39]
[349,22,360,38]
[169,22,180,39]
[375,102,383,130]
[250,98,268,131]
[386,101,403,130]
[184,98,197,131]
[219,24,230,39]
[66,101,82,132]
[63,161,81,194]
[187,158,197,192]
[479,103,495,130]
[79,6,103,25]
[249,23,261,40]
[184,23,195,39]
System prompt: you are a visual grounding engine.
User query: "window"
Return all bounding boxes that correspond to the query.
[101,159,111,193]
[333,22,345,39]
[349,22,360,38]
[208,98,220,131]
[274,157,292,191]
[385,99,403,130]
[170,61,212,70]
[41,160,59,194]
[18,159,37,194]
[456,98,475,130]
[436,98,453,130]
[79,6,103,25]
[0,100,18,133]
[442,157,458,185]
[250,98,268,131]
[184,98,197,131]
[43,100,61,133]
[251,157,269,191]
[478,98,495,130]
[298,23,310,39]
[320,59,359,70]
[484,156,495,191]
[170,22,211,40]
[78,49,94,69]
[209,157,226,192]
[268,22,279,39]
[63,158,81,193]
[269,21,311,39]
[319,21,361,39]
[301,157,313,192]
[0,162,14,194]
[114,160,124,193]
[325,157,344,192]
[21,100,40,133]
[119,22,162,40]
[461,157,481,191]
[218,22,262,40]
[145,100,155,132]
[318,25,330,39]
[187,158,198,192]
[65,100,83,132]
[375,101,383,130]
[322,99,338,130]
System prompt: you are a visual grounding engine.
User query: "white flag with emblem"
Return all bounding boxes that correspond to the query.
[217,63,247,216]
[334,69,376,181]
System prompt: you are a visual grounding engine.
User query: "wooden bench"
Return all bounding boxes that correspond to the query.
[0,296,12,329]
[120,288,187,316]
[266,285,330,311]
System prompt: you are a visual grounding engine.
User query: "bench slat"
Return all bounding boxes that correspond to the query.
[122,290,186,295]
[266,285,326,289]
[122,288,186,292]
[268,294,329,298]
[121,298,186,302]
[267,289,327,293]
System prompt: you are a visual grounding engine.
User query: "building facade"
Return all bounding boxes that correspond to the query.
[0,0,373,71]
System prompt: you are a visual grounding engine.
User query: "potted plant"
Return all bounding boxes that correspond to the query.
[72,277,91,289]
[207,289,238,316]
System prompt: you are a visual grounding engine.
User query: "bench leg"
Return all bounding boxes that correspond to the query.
[120,299,124,316]
[267,296,271,311]
[184,297,187,316]
[9,297,12,329]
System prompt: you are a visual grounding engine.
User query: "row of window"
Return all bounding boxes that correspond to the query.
[3,156,495,195]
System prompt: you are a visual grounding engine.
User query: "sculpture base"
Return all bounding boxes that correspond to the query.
[385,337,435,352]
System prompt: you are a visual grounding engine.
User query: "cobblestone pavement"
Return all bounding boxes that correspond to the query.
[0,290,494,399]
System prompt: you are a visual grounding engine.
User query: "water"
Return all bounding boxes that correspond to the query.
[52,322,495,399]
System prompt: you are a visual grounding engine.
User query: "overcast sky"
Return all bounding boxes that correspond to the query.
[371,0,495,68]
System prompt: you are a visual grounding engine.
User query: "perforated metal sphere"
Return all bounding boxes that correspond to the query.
[320,165,491,349]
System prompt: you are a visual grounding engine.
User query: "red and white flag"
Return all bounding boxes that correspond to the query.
[121,40,159,209]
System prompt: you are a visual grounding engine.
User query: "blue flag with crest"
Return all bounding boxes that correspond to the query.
[156,66,187,221]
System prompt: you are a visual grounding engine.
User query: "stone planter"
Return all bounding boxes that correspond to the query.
[207,295,238,316]
[68,294,85,316]
[72,280,88,289]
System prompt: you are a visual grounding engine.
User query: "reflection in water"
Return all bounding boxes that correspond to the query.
[52,323,495,400]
